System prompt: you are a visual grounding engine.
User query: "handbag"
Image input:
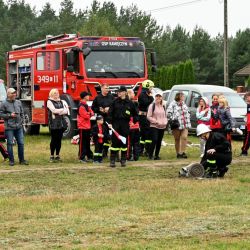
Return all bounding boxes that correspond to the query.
[169,119,180,130]
[169,104,180,130]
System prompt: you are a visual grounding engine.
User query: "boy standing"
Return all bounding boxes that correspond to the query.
[91,115,110,163]
[77,91,94,163]
[241,92,250,156]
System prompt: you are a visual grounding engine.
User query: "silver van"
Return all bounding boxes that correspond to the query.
[167,84,247,133]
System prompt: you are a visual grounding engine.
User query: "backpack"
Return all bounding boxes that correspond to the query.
[151,102,166,115]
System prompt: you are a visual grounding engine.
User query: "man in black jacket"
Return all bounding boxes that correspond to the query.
[92,84,114,157]
[138,80,154,156]
[107,86,139,167]
[196,124,232,178]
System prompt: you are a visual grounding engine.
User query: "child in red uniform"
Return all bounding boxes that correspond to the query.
[77,91,94,163]
[127,89,140,161]
[241,92,250,156]
[92,115,110,163]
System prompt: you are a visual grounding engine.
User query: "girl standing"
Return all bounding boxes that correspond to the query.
[147,91,167,160]
[196,97,211,157]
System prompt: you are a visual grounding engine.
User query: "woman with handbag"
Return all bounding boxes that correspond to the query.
[167,92,191,159]
[47,88,69,163]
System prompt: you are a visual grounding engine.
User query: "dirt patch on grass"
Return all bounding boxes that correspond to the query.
[0,157,248,174]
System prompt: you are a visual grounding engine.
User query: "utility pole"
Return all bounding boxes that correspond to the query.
[224,0,229,87]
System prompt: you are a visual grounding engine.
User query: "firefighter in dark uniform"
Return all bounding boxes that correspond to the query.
[196,124,232,178]
[138,79,154,156]
[92,84,114,157]
[107,86,139,167]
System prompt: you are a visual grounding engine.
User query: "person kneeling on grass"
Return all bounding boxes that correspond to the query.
[196,124,232,178]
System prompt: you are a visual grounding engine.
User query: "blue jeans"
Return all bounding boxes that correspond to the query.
[5,127,25,163]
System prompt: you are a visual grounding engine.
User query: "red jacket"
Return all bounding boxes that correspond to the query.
[247,104,250,131]
[77,101,94,130]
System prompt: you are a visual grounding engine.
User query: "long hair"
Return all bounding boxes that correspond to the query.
[218,96,229,108]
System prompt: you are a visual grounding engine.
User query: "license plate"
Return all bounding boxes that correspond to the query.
[240,125,245,130]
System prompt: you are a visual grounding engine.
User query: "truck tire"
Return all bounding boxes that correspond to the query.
[60,94,78,139]
[63,115,76,139]
[23,105,40,135]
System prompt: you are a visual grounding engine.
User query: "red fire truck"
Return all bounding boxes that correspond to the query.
[6,34,156,138]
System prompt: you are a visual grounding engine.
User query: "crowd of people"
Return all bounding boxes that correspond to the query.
[0,81,250,178]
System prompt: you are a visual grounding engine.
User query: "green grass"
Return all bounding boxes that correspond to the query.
[0,129,249,249]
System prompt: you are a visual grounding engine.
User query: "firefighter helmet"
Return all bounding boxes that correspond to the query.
[196,124,211,136]
[142,79,154,89]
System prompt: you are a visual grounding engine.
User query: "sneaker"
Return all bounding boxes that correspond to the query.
[93,161,100,164]
[9,161,14,166]
[182,153,188,159]
[49,156,55,163]
[79,159,88,163]
[55,156,62,162]
[240,153,248,157]
[177,153,183,159]
[121,160,126,167]
[148,156,153,160]
[19,160,29,165]
[110,161,116,168]
[154,156,161,160]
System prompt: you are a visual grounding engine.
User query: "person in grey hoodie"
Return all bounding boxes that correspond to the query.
[0,88,28,166]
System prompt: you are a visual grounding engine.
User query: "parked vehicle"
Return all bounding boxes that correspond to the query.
[7,34,156,138]
[167,84,247,134]
[162,90,171,103]
[0,81,7,139]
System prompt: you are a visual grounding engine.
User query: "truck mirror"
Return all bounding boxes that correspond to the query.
[150,52,157,67]
[67,51,75,66]
[151,65,157,72]
[83,47,91,57]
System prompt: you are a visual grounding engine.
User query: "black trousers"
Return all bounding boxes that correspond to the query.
[94,142,103,162]
[127,129,140,160]
[50,129,64,156]
[241,130,250,154]
[149,127,165,158]
[139,115,152,153]
[79,129,93,160]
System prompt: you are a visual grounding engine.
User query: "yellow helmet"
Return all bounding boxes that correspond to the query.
[142,79,154,89]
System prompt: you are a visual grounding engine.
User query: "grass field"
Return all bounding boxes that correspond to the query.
[0,129,249,249]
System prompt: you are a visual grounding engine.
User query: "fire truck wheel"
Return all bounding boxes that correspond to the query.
[23,105,40,135]
[62,115,76,139]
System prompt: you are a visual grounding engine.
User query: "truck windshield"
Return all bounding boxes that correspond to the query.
[84,51,145,78]
[204,92,246,108]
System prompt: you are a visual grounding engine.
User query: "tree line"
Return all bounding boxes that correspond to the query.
[0,0,250,88]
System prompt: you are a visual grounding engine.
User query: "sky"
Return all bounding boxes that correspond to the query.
[24,0,249,38]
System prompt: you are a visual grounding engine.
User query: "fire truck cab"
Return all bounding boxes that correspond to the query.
[6,34,156,138]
